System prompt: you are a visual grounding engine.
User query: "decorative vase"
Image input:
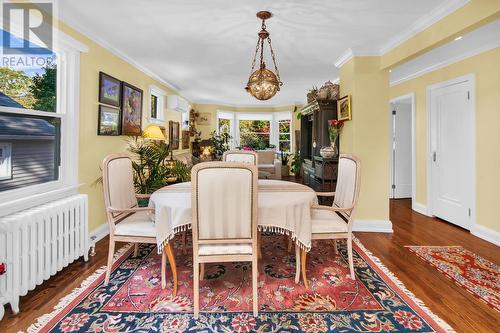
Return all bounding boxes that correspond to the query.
[320,145,336,159]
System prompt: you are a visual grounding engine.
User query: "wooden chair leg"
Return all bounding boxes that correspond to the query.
[165,242,178,296]
[287,236,293,253]
[257,233,262,259]
[182,231,187,255]
[134,243,139,257]
[333,239,338,254]
[105,239,115,285]
[161,250,167,289]
[193,260,200,319]
[252,256,259,316]
[294,244,301,284]
[301,248,309,289]
[200,263,205,281]
[347,236,355,280]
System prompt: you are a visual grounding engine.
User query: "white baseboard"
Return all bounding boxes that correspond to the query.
[353,220,393,233]
[412,202,430,216]
[89,223,109,247]
[471,225,500,246]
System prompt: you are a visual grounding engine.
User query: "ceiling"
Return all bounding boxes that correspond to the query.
[57,0,453,106]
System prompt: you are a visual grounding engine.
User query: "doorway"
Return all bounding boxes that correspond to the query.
[427,75,475,230]
[389,93,415,202]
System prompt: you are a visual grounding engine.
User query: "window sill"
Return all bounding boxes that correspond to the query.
[0,184,80,218]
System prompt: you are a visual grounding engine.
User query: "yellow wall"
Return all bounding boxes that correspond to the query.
[381,0,500,68]
[57,23,189,232]
[339,57,390,221]
[390,47,500,232]
[193,104,301,140]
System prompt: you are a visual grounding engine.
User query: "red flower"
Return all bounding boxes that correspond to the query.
[0,263,5,275]
[328,119,344,129]
[393,310,423,330]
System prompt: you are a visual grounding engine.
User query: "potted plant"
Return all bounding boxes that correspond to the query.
[281,151,290,177]
[290,151,302,177]
[210,130,231,160]
[320,119,344,158]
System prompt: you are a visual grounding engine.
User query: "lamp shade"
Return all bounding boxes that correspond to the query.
[143,125,166,140]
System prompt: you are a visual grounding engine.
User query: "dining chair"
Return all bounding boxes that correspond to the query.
[102,153,177,295]
[303,154,361,287]
[222,150,258,165]
[191,162,259,318]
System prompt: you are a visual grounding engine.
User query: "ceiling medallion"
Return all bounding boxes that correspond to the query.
[245,11,283,101]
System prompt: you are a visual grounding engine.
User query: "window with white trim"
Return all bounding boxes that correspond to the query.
[216,110,293,152]
[0,27,85,213]
[149,85,166,123]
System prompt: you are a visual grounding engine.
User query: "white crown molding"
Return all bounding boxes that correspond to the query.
[390,41,500,87]
[332,77,340,84]
[379,0,470,55]
[352,220,393,233]
[471,225,500,246]
[54,14,185,97]
[334,47,382,68]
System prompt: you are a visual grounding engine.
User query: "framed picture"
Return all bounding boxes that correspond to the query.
[98,105,121,136]
[98,72,121,107]
[197,112,211,125]
[121,82,143,136]
[169,121,180,150]
[181,130,190,149]
[337,95,352,121]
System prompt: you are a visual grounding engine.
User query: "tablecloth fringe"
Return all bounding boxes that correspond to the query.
[158,224,311,253]
[258,225,311,251]
[157,223,192,254]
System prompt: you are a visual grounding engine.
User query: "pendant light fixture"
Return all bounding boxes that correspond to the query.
[245,11,283,101]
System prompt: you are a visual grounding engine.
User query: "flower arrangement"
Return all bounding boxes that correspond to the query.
[0,262,5,275]
[327,119,344,147]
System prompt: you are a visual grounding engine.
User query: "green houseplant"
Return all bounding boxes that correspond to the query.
[281,151,290,177]
[291,151,302,177]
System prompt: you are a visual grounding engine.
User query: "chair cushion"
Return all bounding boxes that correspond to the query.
[198,243,253,256]
[311,209,348,234]
[114,211,156,238]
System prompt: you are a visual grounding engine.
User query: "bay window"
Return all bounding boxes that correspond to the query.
[216,110,292,152]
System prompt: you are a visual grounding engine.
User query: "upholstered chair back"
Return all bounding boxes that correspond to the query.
[257,150,275,165]
[222,150,258,165]
[333,154,361,219]
[102,154,138,223]
[191,162,258,241]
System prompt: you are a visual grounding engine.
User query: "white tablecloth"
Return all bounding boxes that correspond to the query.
[149,180,317,254]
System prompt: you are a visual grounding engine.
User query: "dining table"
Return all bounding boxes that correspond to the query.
[149,179,318,285]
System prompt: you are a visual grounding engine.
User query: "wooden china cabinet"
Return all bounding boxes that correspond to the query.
[299,99,339,192]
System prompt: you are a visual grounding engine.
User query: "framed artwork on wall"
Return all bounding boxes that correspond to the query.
[181,130,190,149]
[169,121,180,150]
[197,112,211,125]
[98,105,121,136]
[337,95,352,121]
[98,72,121,107]
[121,82,143,136]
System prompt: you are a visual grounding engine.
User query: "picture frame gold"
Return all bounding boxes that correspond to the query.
[337,95,351,121]
[197,112,211,125]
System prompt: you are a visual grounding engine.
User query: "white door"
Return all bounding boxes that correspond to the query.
[429,78,473,229]
[391,102,412,198]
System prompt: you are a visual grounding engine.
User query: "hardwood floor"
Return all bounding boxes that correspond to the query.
[0,199,498,332]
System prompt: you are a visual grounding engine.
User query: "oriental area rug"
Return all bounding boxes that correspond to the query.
[407,245,499,312]
[28,237,454,332]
